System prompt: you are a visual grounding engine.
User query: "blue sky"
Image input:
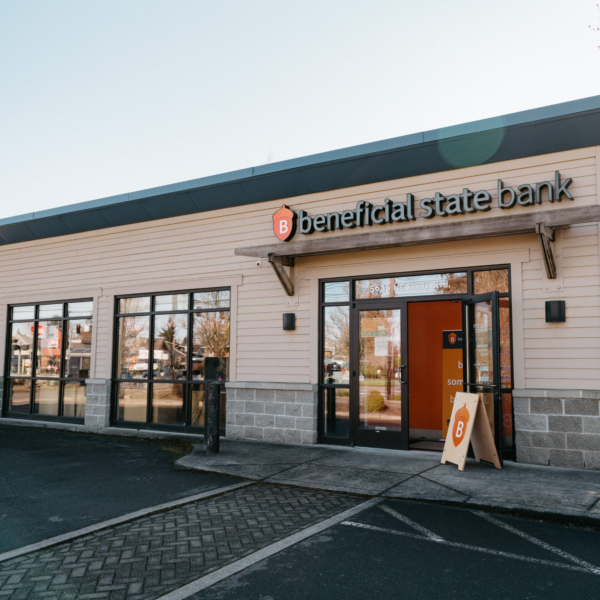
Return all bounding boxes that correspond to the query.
[1,0,599,219]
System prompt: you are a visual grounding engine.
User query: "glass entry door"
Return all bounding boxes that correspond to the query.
[462,292,503,465]
[351,304,408,449]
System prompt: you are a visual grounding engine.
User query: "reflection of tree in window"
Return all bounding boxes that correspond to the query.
[474,270,509,294]
[156,315,188,378]
[434,272,467,294]
[324,306,349,382]
[193,312,230,380]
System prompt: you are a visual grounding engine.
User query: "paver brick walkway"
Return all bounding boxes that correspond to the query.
[0,484,361,600]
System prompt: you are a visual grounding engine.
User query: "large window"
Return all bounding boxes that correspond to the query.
[114,289,230,429]
[5,301,93,420]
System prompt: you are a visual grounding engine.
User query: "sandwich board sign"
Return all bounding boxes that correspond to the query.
[441,391,501,471]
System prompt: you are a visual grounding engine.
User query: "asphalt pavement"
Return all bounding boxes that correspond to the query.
[190,498,600,600]
[0,425,240,553]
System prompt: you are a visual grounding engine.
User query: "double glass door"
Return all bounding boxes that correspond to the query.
[348,293,502,459]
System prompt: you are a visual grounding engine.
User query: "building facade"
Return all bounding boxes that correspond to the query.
[2,96,600,470]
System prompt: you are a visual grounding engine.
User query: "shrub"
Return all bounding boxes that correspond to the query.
[366,391,386,412]
[337,389,349,397]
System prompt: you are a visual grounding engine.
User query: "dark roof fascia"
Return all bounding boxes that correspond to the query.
[2,95,600,246]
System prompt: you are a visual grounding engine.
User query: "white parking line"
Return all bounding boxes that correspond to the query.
[340,521,598,575]
[473,510,600,576]
[379,505,445,542]
[156,498,383,600]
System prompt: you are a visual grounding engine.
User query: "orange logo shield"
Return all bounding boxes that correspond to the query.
[448,332,457,345]
[452,403,470,446]
[272,205,297,242]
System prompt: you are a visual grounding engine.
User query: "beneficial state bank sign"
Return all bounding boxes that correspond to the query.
[272,171,573,242]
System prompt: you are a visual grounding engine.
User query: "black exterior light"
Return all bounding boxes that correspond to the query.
[545,300,565,323]
[283,313,296,331]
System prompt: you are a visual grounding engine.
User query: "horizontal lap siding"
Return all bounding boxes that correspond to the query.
[0,147,598,388]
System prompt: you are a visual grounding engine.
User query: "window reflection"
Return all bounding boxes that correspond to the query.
[324,281,349,303]
[8,379,30,412]
[193,290,230,309]
[67,301,94,317]
[117,316,150,379]
[65,319,92,378]
[474,269,509,294]
[472,301,493,385]
[118,381,148,422]
[10,323,34,376]
[322,387,350,437]
[500,298,511,388]
[36,321,62,378]
[323,306,349,384]
[192,311,230,381]
[356,272,467,299]
[63,381,86,418]
[153,314,188,379]
[155,294,189,312]
[152,383,185,424]
[39,304,63,319]
[34,380,60,415]
[12,306,35,320]
[119,296,151,314]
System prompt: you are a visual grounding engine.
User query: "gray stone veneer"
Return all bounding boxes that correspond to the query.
[225,382,318,444]
[513,389,600,470]
[84,378,112,428]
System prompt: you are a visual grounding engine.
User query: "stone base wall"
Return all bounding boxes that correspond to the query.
[225,382,318,444]
[84,378,112,428]
[513,389,600,470]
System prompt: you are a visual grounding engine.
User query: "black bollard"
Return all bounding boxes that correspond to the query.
[205,381,220,455]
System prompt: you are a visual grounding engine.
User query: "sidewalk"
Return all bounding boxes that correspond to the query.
[176,439,600,526]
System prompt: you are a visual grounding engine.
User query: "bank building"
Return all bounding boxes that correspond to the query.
[3,95,600,471]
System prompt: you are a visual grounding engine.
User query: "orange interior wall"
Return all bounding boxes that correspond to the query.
[408,301,462,432]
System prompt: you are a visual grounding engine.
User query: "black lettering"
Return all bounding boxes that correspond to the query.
[461,188,475,213]
[355,201,365,227]
[391,202,406,222]
[445,194,463,215]
[326,212,340,231]
[299,210,314,234]
[474,190,492,212]
[536,181,553,204]
[433,192,447,217]
[517,184,534,206]
[313,214,327,232]
[371,206,385,224]
[419,198,434,219]
[341,209,356,229]
[384,198,393,223]
[555,171,574,201]
[498,181,516,209]
[406,193,416,220]
[364,202,372,226]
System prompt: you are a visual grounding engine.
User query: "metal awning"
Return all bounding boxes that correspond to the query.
[236,205,600,295]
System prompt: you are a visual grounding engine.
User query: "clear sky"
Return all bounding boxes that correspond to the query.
[1,0,599,219]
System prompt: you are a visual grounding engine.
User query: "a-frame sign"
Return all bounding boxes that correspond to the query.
[441,391,501,471]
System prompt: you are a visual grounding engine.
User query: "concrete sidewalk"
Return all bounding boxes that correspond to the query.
[176,439,600,525]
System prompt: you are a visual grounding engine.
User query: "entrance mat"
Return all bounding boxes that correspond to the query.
[384,475,470,502]
[265,463,411,494]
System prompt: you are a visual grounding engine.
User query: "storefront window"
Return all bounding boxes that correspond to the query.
[323,306,349,385]
[324,281,349,303]
[5,300,93,419]
[355,272,467,299]
[114,288,230,428]
[474,269,509,294]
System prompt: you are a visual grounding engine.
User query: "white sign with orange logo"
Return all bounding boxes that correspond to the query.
[441,391,501,471]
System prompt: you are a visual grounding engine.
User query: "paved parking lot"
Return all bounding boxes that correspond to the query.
[0,426,239,552]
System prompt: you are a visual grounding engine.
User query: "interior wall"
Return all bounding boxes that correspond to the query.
[408,301,462,434]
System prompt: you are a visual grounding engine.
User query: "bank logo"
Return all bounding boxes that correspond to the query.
[452,403,470,446]
[448,332,457,345]
[272,205,297,242]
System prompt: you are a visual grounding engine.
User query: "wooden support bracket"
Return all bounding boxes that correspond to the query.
[268,253,295,296]
[536,223,569,280]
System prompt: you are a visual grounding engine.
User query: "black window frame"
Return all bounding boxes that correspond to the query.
[3,299,94,423]
[111,287,231,434]
[318,266,515,457]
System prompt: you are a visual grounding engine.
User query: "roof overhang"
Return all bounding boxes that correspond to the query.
[2,95,600,246]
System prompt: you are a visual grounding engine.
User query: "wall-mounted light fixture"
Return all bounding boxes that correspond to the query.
[545,300,565,323]
[283,313,296,331]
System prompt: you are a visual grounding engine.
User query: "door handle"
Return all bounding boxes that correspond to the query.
[464,382,497,388]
